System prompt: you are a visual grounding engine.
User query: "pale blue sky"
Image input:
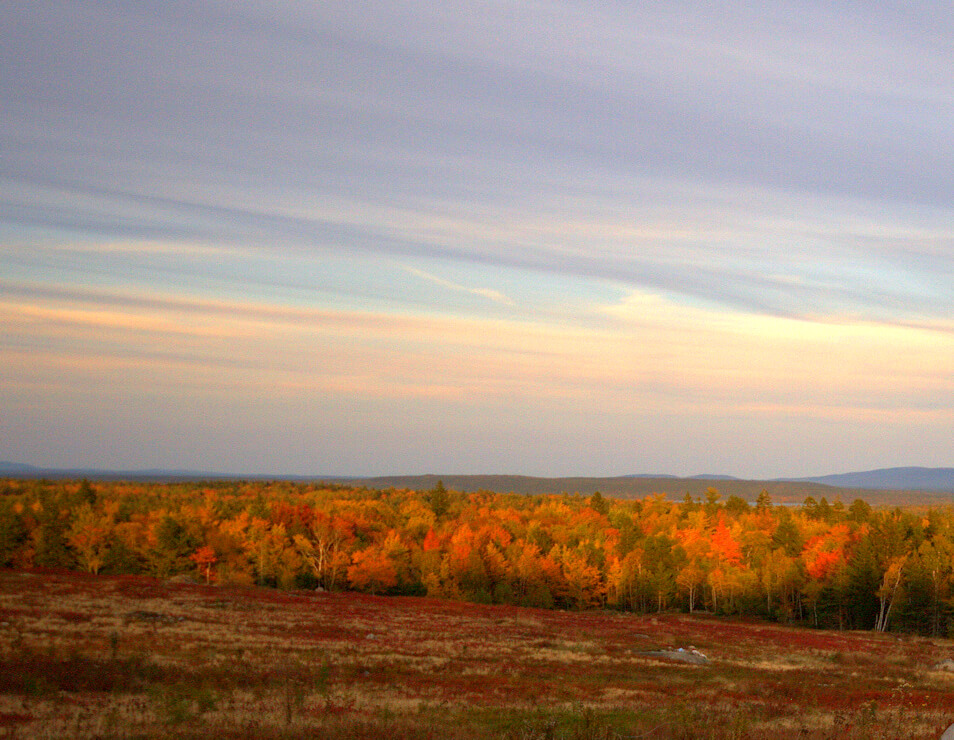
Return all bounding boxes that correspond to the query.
[1,1,952,477]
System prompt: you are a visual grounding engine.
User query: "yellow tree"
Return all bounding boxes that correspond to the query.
[292,512,354,590]
[558,545,605,608]
[761,548,803,619]
[676,512,712,612]
[67,501,117,575]
[246,520,302,588]
[677,561,707,613]
[875,554,908,633]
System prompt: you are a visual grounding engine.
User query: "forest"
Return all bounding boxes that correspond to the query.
[1,477,953,636]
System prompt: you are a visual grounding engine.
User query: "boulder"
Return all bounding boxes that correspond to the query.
[933,659,954,672]
[638,647,708,665]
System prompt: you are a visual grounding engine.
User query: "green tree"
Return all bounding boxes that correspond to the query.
[426,480,451,519]
[771,511,803,557]
[704,488,722,518]
[725,495,749,516]
[32,489,75,568]
[149,515,200,577]
[896,538,954,636]
[78,478,97,505]
[588,491,609,517]
[0,499,27,566]
[839,536,881,630]
[847,499,872,523]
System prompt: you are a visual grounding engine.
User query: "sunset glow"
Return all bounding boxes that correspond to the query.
[2,3,952,477]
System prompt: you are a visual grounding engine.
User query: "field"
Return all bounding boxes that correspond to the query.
[2,569,954,739]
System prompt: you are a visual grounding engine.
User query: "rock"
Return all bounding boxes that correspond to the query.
[933,659,954,672]
[940,722,954,739]
[638,648,708,665]
[163,574,199,585]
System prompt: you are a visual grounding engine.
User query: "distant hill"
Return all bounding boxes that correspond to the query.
[2,462,952,507]
[0,461,323,483]
[623,473,740,481]
[337,473,953,508]
[0,461,221,481]
[344,473,791,499]
[0,462,41,474]
[787,467,954,492]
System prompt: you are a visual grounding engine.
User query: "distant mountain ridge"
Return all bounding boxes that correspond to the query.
[786,467,954,492]
[1,462,952,500]
[0,461,348,483]
[623,473,740,481]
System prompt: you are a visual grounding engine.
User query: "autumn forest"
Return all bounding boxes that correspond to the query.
[2,478,952,636]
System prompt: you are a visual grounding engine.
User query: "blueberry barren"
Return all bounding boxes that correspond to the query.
[1,569,953,738]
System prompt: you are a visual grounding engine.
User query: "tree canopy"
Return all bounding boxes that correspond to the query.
[1,478,951,635]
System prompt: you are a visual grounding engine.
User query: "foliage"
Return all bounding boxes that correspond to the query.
[5,477,954,633]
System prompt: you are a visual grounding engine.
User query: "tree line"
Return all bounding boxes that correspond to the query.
[1,477,952,635]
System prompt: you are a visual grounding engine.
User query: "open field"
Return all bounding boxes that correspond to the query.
[2,569,954,739]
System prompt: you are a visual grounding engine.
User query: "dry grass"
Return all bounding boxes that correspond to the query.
[1,569,954,738]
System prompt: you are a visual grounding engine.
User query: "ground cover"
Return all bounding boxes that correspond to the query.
[1,569,953,738]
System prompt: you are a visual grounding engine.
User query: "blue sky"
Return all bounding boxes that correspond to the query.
[1,1,952,478]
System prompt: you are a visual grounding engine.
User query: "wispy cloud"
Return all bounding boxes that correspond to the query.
[2,2,954,475]
[4,281,951,421]
[402,266,514,306]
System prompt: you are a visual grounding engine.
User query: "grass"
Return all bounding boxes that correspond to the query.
[1,569,954,738]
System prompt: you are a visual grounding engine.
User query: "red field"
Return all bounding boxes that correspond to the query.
[2,568,954,738]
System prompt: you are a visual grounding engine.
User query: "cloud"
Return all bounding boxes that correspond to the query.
[3,280,951,424]
[3,2,954,474]
[402,266,514,306]
[1,2,951,335]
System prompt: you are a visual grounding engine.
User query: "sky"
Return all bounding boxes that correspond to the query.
[1,1,952,479]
